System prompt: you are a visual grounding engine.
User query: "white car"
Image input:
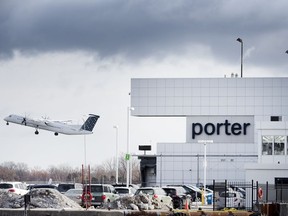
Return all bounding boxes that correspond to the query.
[216,191,245,209]
[114,186,136,197]
[185,185,213,203]
[64,188,83,204]
[0,182,28,195]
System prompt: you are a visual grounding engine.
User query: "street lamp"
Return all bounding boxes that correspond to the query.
[198,139,213,204]
[236,38,243,78]
[113,125,119,184]
[126,107,134,187]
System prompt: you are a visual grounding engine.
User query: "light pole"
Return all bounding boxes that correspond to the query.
[236,38,243,78]
[198,139,213,204]
[126,107,134,187]
[113,125,119,184]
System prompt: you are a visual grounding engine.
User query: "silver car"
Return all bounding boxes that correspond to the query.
[135,187,173,207]
[82,184,119,207]
[64,188,83,204]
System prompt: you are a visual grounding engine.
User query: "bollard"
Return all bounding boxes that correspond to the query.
[24,194,31,216]
[201,189,205,205]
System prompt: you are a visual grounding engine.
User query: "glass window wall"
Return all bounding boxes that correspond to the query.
[262,135,286,155]
[262,136,273,155]
[274,136,285,155]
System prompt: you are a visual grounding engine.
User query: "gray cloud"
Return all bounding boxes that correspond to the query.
[1,0,288,67]
[1,0,288,168]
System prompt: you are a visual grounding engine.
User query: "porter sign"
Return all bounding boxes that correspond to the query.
[186,116,254,143]
[192,120,250,139]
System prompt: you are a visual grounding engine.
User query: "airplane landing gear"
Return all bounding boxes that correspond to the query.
[35,130,39,135]
[6,122,9,125]
[54,132,58,136]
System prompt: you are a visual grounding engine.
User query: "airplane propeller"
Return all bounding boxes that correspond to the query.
[21,112,31,126]
[21,117,27,126]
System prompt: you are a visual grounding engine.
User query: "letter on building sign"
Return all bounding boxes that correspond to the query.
[231,123,242,135]
[224,120,231,135]
[192,123,203,139]
[204,123,215,135]
[243,123,251,135]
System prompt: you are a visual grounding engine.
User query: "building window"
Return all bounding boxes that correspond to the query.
[275,177,288,189]
[262,136,273,155]
[274,136,285,155]
[262,135,287,155]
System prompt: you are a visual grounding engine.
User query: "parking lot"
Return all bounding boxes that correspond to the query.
[1,180,288,215]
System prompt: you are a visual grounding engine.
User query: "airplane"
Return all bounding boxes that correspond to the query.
[4,114,100,136]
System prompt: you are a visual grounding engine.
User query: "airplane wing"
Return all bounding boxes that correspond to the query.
[44,120,62,128]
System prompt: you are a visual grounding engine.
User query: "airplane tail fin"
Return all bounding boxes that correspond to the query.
[81,114,100,132]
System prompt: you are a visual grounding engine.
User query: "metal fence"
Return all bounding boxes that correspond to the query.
[211,180,257,211]
[259,181,288,203]
[211,180,288,211]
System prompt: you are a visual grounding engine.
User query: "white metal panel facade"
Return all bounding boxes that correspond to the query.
[131,78,288,117]
[131,77,288,184]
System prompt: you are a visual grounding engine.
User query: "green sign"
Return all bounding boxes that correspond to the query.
[125,154,130,161]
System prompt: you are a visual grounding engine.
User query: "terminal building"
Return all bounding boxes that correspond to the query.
[130,77,288,186]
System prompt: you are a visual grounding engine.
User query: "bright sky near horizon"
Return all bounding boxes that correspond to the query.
[0,0,288,169]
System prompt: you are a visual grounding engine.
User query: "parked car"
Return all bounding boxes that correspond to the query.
[113,183,139,190]
[64,188,83,204]
[207,183,234,203]
[230,185,246,198]
[216,191,245,209]
[162,186,192,209]
[184,185,203,202]
[0,182,28,195]
[168,184,202,202]
[57,183,82,194]
[81,184,119,207]
[27,184,58,190]
[114,186,135,197]
[134,187,173,207]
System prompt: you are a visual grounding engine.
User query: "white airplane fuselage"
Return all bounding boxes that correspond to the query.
[4,114,99,135]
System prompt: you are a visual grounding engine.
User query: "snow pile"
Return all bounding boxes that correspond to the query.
[0,189,82,209]
[0,189,172,211]
[99,193,172,211]
[29,188,82,209]
[0,190,23,208]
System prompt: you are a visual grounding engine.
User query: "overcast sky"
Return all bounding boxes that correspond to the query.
[0,0,288,169]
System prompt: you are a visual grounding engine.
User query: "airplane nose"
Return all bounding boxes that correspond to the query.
[4,115,11,122]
